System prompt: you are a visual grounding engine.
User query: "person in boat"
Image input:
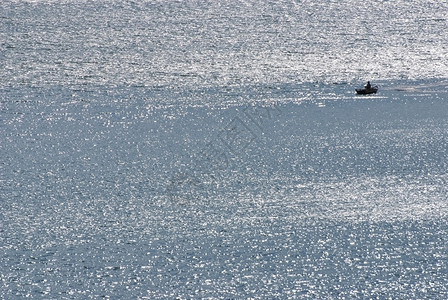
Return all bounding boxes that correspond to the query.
[365,81,372,89]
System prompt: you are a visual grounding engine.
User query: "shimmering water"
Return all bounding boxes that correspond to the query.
[1,0,448,298]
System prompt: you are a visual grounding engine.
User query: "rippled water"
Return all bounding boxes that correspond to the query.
[1,0,448,298]
[2,0,448,88]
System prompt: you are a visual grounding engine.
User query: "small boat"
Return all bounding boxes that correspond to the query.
[355,86,378,95]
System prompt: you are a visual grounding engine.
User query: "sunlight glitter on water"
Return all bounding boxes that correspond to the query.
[1,0,448,298]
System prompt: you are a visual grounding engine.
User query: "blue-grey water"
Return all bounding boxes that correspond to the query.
[1,0,448,298]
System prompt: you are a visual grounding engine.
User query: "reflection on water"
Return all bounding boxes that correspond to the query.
[1,0,448,298]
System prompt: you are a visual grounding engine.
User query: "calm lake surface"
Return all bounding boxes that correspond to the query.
[1,0,448,298]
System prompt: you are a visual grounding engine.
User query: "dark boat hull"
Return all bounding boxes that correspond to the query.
[355,86,378,94]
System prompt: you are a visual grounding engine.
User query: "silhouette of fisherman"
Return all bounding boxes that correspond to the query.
[365,81,372,89]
